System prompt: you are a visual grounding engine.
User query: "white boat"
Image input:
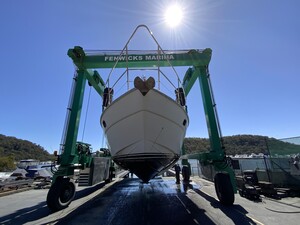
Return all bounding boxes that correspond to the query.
[100,76,189,182]
[98,25,189,182]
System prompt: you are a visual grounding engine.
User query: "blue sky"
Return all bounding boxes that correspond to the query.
[0,0,299,153]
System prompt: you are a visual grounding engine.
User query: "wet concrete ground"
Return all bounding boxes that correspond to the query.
[58,177,208,225]
[56,177,300,225]
[0,176,299,225]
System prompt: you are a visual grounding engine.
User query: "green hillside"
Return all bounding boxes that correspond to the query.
[1,133,299,171]
[184,135,300,156]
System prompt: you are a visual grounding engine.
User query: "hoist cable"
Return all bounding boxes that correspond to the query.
[81,86,92,142]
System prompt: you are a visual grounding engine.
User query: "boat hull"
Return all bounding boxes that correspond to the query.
[100,88,188,182]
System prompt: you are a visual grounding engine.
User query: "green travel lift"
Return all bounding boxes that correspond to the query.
[47,25,236,212]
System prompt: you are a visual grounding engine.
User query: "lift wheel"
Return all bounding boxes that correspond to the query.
[214,172,234,205]
[47,177,76,212]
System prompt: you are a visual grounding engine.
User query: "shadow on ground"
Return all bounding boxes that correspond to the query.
[0,181,108,225]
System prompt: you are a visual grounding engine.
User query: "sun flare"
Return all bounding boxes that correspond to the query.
[164,4,183,28]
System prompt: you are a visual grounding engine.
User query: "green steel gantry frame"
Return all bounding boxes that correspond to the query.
[66,46,236,188]
[48,25,236,211]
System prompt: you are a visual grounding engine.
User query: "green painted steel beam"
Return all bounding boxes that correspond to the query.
[67,46,212,69]
[182,67,198,96]
[197,66,223,153]
[85,70,105,97]
[59,70,104,168]
[183,66,223,153]
[60,70,86,166]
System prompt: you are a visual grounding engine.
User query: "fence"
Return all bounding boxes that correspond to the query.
[267,136,300,157]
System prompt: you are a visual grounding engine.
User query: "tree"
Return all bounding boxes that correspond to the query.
[0,156,15,171]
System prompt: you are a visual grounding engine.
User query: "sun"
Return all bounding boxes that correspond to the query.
[164,4,183,28]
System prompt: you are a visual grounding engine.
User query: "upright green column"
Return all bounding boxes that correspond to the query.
[197,67,223,155]
[197,66,236,192]
[60,70,87,166]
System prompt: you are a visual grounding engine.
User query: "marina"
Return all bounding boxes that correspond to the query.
[0,13,299,224]
[1,1,299,225]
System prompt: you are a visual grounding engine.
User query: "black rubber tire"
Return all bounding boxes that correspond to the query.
[105,177,112,184]
[238,190,244,197]
[47,177,76,212]
[214,173,235,205]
